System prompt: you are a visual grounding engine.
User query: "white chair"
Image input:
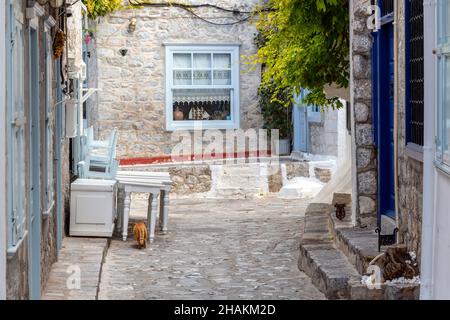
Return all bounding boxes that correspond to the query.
[78,127,119,180]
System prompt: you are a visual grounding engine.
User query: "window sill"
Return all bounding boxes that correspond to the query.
[434,160,450,178]
[7,231,28,259]
[166,120,239,131]
[405,143,424,162]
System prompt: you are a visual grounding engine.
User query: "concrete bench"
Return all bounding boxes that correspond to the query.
[116,171,172,243]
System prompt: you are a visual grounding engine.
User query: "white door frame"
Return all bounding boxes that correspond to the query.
[0,0,7,301]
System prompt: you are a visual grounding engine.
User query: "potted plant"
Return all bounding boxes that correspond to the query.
[259,84,292,156]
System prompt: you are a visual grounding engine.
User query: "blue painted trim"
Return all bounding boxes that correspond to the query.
[28,26,41,301]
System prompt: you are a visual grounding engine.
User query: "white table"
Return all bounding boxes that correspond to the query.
[116,172,172,243]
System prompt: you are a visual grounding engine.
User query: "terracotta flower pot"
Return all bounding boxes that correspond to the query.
[174,107,184,121]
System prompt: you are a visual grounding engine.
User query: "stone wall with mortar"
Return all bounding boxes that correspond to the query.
[90,0,264,158]
[396,1,423,260]
[121,159,310,196]
[351,1,378,227]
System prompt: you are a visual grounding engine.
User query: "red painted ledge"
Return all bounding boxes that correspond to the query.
[119,150,273,166]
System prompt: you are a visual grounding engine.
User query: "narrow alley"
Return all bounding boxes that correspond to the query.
[43,196,324,300]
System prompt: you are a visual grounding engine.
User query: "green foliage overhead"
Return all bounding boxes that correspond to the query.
[253,0,350,109]
[83,0,124,20]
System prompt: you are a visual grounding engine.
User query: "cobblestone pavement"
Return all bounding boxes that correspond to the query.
[98,196,325,300]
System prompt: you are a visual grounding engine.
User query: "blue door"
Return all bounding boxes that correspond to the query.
[374,22,396,221]
[28,26,41,300]
[293,92,308,153]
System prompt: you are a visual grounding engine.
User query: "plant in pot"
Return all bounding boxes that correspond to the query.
[259,84,292,156]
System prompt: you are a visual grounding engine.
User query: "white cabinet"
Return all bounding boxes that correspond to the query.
[70,179,117,237]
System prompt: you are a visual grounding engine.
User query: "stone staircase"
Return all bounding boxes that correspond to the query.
[298,193,420,300]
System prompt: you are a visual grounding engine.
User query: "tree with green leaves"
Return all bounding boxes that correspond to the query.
[83,0,124,20]
[253,0,349,109]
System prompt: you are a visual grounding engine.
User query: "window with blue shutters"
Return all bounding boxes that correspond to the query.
[7,3,27,253]
[436,0,450,170]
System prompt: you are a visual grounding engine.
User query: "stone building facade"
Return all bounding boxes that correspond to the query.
[3,0,73,299]
[350,0,423,257]
[88,0,264,159]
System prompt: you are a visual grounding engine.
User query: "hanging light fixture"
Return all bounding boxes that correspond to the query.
[128,18,137,33]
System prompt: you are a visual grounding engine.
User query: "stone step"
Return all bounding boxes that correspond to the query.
[299,195,420,300]
[299,202,360,299]
[332,227,380,275]
[298,243,360,299]
[214,187,266,199]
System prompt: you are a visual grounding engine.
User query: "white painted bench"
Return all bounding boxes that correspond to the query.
[116,171,172,243]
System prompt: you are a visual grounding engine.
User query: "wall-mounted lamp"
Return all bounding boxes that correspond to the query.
[37,0,64,8]
[120,49,128,57]
[128,18,137,33]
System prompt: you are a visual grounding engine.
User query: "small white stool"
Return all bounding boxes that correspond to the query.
[116,173,171,243]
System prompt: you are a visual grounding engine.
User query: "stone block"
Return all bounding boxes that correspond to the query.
[355,102,369,123]
[358,171,377,194]
[357,147,373,169]
[353,55,371,79]
[359,196,376,215]
[352,34,372,54]
[354,79,372,100]
[355,124,373,146]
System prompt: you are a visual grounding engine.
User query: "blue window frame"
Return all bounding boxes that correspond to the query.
[436,0,450,171]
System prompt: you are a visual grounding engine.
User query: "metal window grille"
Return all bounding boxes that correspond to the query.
[381,0,394,16]
[409,0,424,146]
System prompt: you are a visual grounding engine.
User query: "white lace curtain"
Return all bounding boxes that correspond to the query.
[172,89,230,104]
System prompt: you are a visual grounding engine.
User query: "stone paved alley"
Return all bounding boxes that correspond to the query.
[43,196,324,300]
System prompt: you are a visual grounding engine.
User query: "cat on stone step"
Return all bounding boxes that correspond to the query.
[133,221,148,249]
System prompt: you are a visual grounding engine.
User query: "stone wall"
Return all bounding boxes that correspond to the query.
[89,0,263,158]
[350,0,377,227]
[349,1,423,256]
[396,1,423,260]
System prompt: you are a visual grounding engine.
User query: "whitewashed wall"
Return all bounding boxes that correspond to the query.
[422,0,450,299]
[0,0,7,301]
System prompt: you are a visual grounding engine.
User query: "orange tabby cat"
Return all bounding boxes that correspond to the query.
[133,221,148,249]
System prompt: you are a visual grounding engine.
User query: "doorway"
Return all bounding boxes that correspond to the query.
[373,20,396,223]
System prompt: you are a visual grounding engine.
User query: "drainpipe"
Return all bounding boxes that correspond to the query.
[420,0,437,300]
[393,0,400,230]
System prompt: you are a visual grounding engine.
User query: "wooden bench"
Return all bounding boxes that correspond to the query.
[116,171,172,243]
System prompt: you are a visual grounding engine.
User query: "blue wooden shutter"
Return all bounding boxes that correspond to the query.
[8,4,26,248]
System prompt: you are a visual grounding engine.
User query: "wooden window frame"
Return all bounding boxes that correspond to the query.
[164,44,240,131]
